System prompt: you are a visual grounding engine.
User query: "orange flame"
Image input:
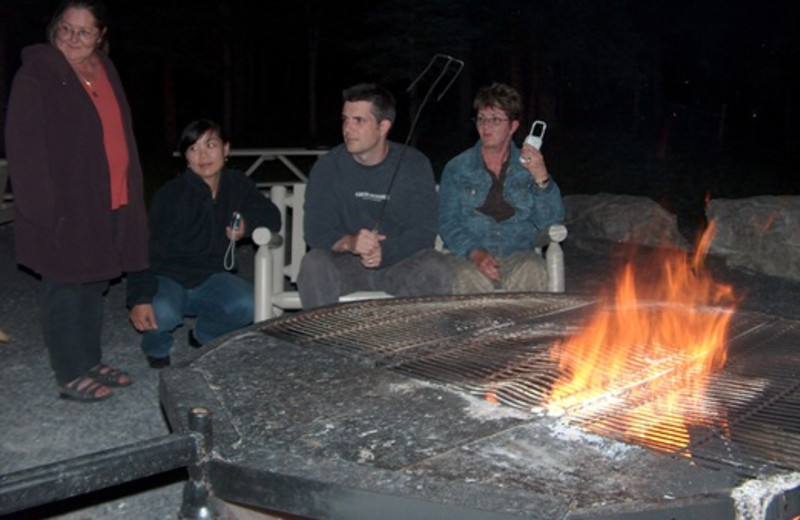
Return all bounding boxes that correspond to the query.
[546,222,737,452]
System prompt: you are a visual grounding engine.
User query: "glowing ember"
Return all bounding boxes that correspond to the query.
[546,222,738,453]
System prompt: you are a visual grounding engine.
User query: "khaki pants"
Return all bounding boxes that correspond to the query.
[450,251,547,294]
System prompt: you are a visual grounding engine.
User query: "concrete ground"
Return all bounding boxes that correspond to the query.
[0,222,201,519]
[2,222,800,519]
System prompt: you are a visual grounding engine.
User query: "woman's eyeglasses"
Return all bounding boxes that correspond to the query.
[472,116,510,127]
[57,23,99,42]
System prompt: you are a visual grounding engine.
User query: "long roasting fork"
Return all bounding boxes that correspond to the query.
[372,54,464,232]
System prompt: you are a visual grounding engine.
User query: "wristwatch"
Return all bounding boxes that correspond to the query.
[535,176,550,189]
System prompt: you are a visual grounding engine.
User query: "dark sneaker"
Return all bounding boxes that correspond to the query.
[147,355,171,369]
[188,329,203,349]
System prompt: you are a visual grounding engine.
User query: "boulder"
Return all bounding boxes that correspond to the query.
[563,193,688,249]
[706,196,800,282]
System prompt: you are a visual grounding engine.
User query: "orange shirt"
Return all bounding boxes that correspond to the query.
[82,64,129,209]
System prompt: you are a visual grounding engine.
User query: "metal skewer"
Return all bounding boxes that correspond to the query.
[372,54,464,232]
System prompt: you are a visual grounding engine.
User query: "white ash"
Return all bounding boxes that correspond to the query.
[732,472,800,520]
[388,379,438,394]
[546,419,636,458]
[459,392,533,421]
[389,379,532,421]
[392,377,638,458]
[357,446,375,464]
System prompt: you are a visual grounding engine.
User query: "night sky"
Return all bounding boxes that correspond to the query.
[2,0,799,224]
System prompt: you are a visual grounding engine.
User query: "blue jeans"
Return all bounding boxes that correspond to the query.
[141,273,254,359]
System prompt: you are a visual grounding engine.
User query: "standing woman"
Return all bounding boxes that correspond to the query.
[5,0,148,401]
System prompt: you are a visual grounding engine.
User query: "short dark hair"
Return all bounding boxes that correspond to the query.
[342,83,396,124]
[473,82,523,122]
[178,118,229,156]
[47,0,109,52]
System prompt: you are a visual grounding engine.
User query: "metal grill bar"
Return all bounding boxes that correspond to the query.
[259,294,800,477]
[266,294,591,362]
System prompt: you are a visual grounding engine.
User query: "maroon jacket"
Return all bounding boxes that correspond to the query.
[5,44,148,282]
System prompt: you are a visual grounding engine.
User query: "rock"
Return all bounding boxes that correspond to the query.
[563,193,688,249]
[706,196,800,282]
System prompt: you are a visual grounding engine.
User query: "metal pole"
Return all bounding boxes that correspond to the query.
[179,407,221,520]
[0,432,197,516]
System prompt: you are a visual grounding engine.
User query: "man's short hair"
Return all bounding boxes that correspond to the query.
[473,82,523,122]
[343,83,396,124]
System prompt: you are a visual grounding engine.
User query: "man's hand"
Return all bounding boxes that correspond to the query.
[129,303,157,331]
[469,248,500,281]
[360,243,383,269]
[520,143,550,186]
[335,229,386,268]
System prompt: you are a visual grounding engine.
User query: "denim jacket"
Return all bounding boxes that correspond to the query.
[438,141,565,259]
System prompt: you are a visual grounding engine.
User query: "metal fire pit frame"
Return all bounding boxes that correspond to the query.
[158,293,800,520]
[6,297,800,519]
[0,408,217,519]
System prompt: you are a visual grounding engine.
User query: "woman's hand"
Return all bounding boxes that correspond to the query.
[520,143,550,186]
[469,248,500,281]
[225,217,246,241]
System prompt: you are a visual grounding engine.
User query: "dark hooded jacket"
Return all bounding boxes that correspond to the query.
[125,168,282,306]
[5,44,149,282]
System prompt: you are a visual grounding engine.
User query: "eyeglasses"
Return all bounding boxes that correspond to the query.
[472,116,510,127]
[57,23,100,42]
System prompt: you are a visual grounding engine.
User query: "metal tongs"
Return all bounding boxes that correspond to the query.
[372,54,464,232]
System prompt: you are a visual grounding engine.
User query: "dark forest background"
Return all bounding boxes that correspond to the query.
[2,0,800,233]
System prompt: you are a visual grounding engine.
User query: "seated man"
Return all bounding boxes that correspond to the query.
[439,82,565,293]
[127,119,282,368]
[297,83,452,309]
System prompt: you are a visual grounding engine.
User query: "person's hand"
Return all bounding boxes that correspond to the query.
[350,229,385,254]
[361,244,383,269]
[225,217,246,241]
[335,229,386,267]
[469,248,500,281]
[351,229,385,268]
[129,304,157,331]
[520,143,550,186]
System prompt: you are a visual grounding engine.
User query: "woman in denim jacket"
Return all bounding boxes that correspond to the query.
[439,83,565,293]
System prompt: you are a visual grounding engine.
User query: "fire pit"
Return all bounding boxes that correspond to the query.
[159,292,800,520]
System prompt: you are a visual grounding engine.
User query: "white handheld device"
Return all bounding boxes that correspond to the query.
[224,212,241,270]
[523,120,547,151]
[229,211,242,232]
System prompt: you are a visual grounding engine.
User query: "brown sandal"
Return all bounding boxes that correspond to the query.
[87,364,134,387]
[59,376,113,402]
